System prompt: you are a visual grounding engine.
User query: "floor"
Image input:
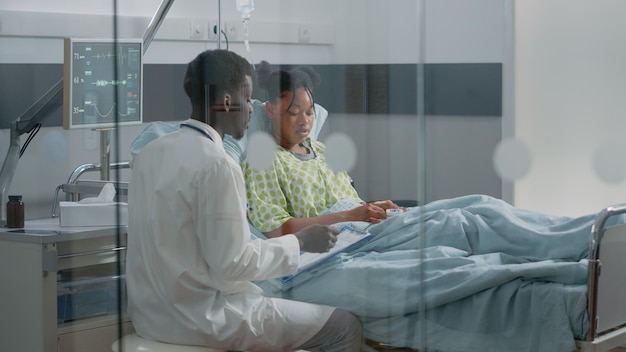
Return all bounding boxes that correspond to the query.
[367,349,626,352]
[365,341,626,352]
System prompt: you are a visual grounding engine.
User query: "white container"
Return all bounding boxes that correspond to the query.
[59,201,128,227]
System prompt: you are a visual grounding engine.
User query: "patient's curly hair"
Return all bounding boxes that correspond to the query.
[255,61,321,109]
[183,50,252,113]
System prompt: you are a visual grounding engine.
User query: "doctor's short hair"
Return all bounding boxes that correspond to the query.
[183,49,252,107]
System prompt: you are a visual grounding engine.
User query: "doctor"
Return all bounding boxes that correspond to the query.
[126,49,363,351]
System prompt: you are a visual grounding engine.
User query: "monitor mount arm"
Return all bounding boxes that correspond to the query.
[0,0,176,226]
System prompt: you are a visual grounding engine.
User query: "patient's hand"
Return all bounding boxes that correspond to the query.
[347,203,388,223]
[369,200,404,210]
[351,200,408,223]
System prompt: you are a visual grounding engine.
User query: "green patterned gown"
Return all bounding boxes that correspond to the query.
[243,138,362,233]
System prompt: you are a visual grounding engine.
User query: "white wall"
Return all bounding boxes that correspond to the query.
[0,0,507,63]
[514,0,626,216]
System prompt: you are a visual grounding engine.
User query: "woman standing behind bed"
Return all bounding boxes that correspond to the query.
[243,62,404,238]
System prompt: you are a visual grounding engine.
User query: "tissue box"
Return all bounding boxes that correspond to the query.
[59,201,128,227]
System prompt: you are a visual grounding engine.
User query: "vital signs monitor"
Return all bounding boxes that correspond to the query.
[63,38,143,129]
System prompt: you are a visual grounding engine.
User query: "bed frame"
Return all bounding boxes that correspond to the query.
[577,204,626,351]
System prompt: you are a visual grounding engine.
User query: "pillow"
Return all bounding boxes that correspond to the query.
[130,99,329,164]
[129,121,181,163]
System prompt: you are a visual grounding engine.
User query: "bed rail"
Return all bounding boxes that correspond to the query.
[586,203,626,341]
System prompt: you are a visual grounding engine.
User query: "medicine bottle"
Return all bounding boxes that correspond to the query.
[7,195,24,228]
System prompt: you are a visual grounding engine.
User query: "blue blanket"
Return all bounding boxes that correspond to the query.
[259,195,623,352]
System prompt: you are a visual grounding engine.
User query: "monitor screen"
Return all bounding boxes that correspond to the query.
[63,38,143,129]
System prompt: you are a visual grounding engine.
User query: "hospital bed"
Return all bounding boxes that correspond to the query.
[252,200,626,352]
[225,100,626,351]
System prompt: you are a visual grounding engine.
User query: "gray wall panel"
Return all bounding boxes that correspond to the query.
[1,63,502,127]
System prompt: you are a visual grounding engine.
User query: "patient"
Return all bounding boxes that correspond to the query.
[242,64,623,352]
[243,62,404,239]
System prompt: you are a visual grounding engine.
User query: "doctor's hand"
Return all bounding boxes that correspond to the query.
[294,224,339,253]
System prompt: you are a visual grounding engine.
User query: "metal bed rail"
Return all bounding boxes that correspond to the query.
[586,203,626,342]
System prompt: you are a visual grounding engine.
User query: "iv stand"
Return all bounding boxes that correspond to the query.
[0,0,176,226]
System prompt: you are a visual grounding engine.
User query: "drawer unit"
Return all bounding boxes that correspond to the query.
[0,218,130,352]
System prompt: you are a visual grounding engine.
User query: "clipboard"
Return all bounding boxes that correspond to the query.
[277,225,374,284]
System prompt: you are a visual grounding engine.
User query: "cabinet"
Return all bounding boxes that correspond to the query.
[0,218,133,352]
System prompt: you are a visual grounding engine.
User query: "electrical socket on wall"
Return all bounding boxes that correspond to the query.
[222,21,239,41]
[298,25,311,43]
[189,19,206,40]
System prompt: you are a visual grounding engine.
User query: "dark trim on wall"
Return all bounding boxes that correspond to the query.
[425,63,502,116]
[0,63,502,129]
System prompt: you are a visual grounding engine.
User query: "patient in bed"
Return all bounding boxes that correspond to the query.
[240,64,624,352]
[241,62,404,239]
[129,62,621,352]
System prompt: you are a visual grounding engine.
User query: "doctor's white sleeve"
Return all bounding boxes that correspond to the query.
[196,158,300,281]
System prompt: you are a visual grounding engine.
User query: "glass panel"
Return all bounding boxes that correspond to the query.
[9,1,626,352]
[239,1,426,350]
[0,2,132,352]
[0,1,424,351]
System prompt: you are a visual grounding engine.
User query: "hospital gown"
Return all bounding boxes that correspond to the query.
[244,138,362,233]
[243,138,622,352]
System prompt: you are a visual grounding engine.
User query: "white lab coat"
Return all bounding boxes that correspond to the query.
[127,119,334,351]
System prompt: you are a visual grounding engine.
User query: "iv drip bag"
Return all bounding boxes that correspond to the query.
[236,0,254,21]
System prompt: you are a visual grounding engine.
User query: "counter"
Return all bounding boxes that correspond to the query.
[0,217,125,244]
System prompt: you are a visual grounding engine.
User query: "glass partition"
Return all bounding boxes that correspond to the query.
[3,1,626,352]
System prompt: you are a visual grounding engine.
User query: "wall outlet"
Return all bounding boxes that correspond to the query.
[189,19,205,40]
[298,25,311,43]
[223,21,239,41]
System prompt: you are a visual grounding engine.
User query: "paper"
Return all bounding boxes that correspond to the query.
[78,182,116,204]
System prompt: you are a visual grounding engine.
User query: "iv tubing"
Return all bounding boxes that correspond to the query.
[217,0,222,49]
